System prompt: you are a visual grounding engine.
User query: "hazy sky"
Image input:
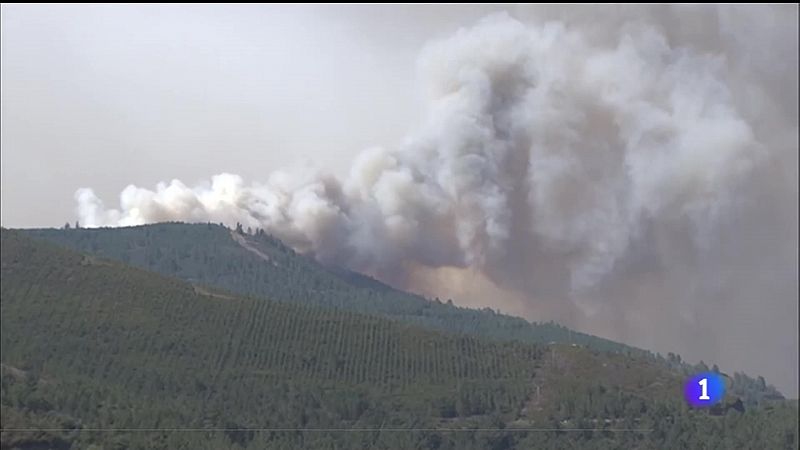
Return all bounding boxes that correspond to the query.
[2,4,515,227]
[2,5,798,396]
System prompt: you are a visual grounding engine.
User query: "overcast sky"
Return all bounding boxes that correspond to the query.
[1,4,517,227]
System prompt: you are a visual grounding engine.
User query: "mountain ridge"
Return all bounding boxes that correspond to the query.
[21,222,644,354]
[18,222,791,401]
[2,228,797,449]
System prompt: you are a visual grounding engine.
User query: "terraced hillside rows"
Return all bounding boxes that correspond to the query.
[1,230,540,449]
[3,229,797,449]
[24,223,638,354]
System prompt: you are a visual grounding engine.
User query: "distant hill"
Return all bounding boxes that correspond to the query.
[2,228,796,449]
[23,223,639,354]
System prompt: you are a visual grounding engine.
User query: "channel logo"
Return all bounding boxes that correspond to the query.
[684,372,725,408]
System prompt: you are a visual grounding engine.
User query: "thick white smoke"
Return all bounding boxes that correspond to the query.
[76,7,798,395]
[76,13,755,286]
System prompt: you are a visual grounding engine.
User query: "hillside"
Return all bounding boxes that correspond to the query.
[2,229,797,449]
[24,223,638,354]
[22,223,790,401]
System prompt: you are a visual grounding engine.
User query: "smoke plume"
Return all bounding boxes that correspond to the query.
[75,6,798,395]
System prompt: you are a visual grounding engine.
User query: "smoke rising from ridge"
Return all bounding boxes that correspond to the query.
[75,6,798,395]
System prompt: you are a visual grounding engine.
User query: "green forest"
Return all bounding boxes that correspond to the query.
[2,227,797,449]
[24,223,651,354]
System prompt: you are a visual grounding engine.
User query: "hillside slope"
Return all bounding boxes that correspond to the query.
[23,223,790,402]
[2,230,797,449]
[24,223,637,354]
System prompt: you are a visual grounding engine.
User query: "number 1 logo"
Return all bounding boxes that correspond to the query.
[698,378,710,400]
[684,372,724,407]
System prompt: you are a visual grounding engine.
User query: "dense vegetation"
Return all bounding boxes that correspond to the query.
[24,223,788,400]
[2,228,797,449]
[25,223,640,354]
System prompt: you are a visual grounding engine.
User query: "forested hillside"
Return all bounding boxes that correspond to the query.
[23,223,789,401]
[2,230,797,449]
[24,223,638,354]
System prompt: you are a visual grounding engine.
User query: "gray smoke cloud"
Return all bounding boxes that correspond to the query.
[75,6,798,395]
